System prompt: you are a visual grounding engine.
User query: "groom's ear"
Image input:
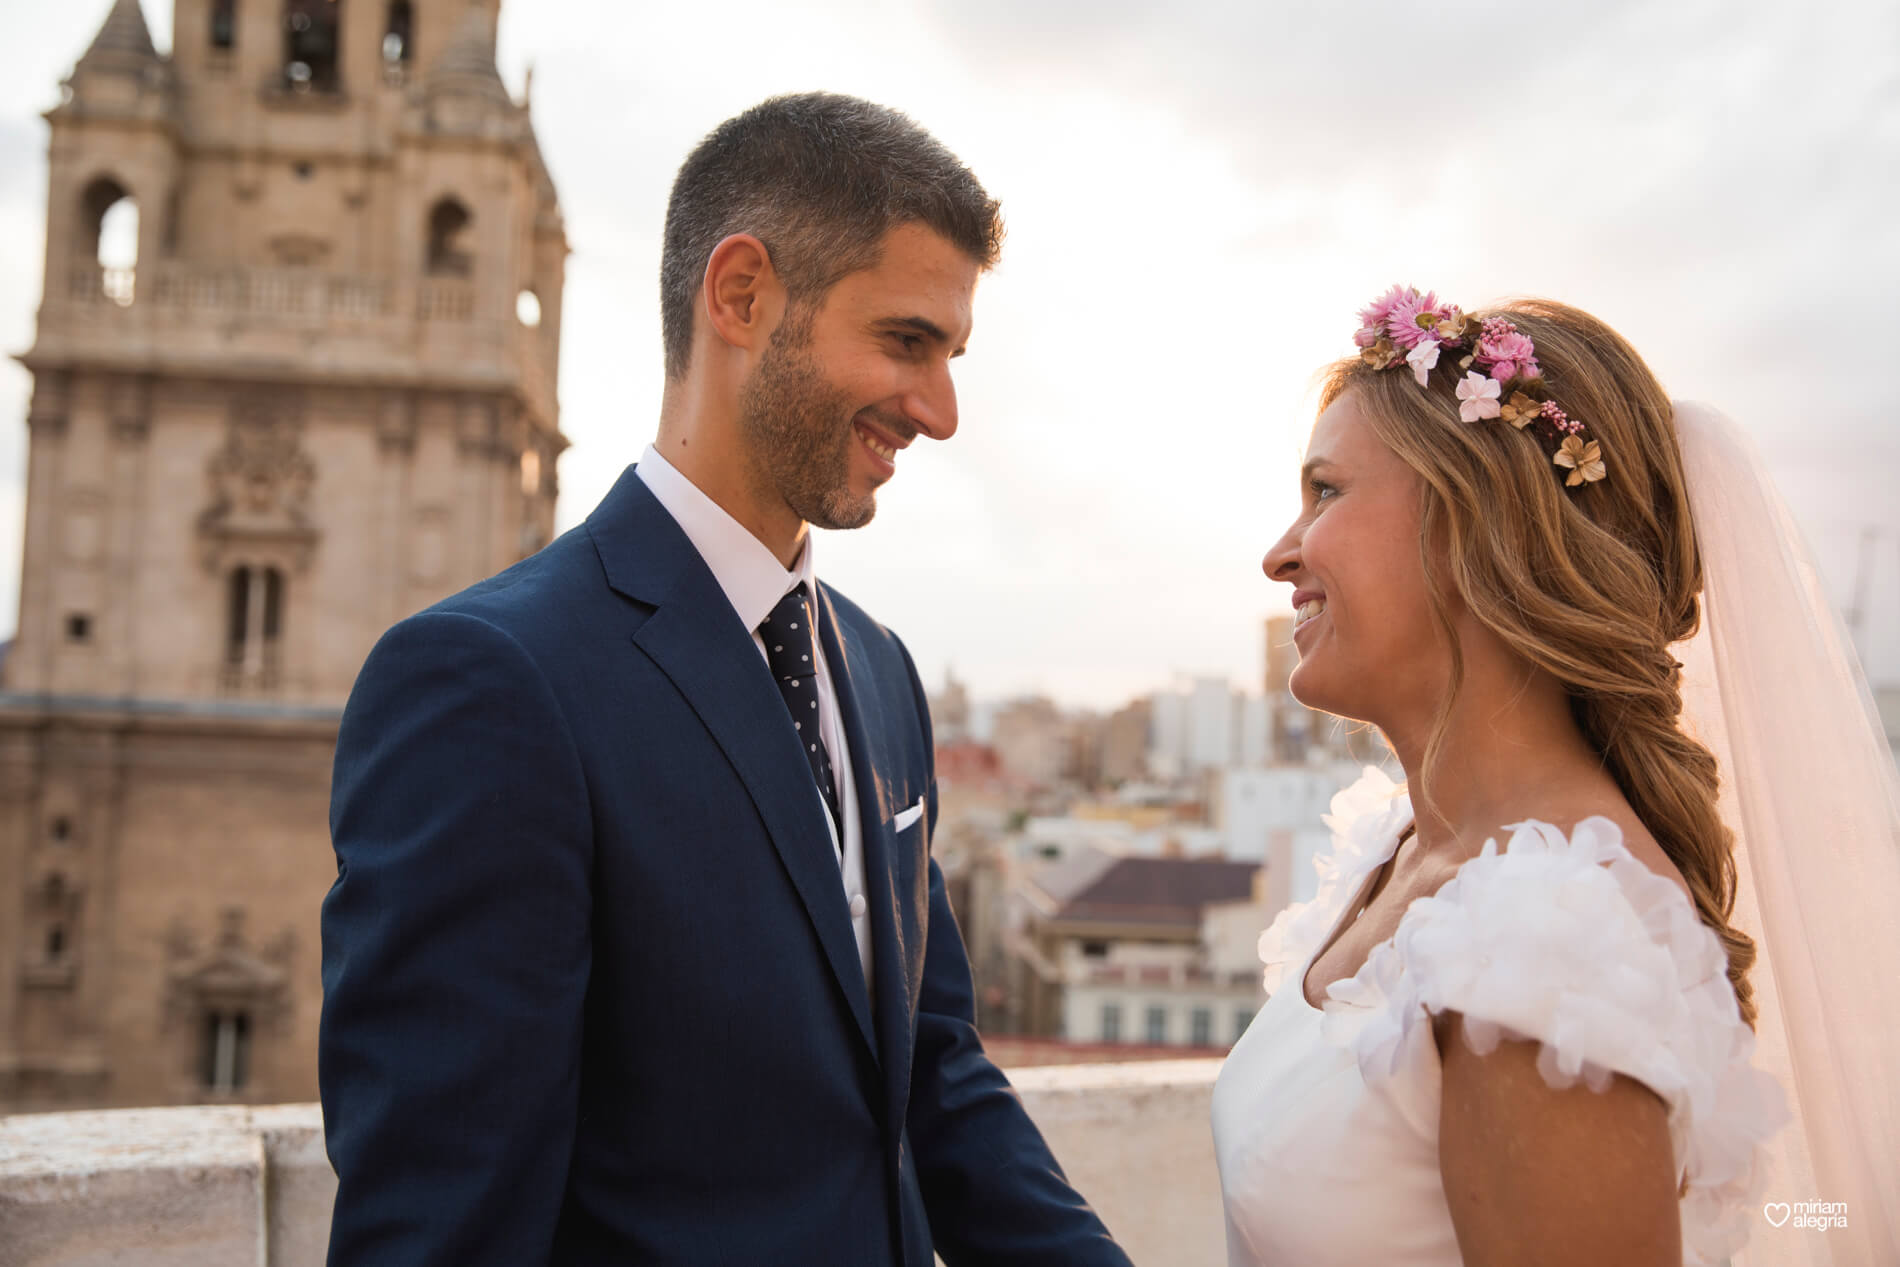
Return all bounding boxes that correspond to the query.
[701,234,789,360]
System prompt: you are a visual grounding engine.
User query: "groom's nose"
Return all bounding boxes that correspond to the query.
[902,359,958,441]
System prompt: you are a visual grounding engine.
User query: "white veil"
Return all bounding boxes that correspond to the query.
[1671,402,1900,1267]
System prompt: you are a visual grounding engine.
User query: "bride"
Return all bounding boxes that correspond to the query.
[1211,289,1899,1265]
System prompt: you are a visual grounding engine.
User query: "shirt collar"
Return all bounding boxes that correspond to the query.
[635,444,815,633]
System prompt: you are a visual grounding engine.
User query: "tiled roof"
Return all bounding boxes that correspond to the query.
[1034,853,1257,928]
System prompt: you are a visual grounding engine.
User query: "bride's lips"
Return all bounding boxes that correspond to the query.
[1291,589,1328,641]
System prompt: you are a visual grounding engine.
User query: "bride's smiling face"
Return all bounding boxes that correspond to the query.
[1263,390,1446,727]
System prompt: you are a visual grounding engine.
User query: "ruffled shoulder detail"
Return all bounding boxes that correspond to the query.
[1256,766,1412,995]
[1317,816,1789,1267]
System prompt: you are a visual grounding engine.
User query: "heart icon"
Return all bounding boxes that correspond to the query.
[1764,1203,1792,1228]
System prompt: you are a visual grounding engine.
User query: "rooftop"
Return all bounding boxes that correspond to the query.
[1034,849,1259,928]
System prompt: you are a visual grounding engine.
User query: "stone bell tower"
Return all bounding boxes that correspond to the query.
[0,0,567,1110]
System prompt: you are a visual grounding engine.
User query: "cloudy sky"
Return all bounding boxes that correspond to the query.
[1,0,1896,708]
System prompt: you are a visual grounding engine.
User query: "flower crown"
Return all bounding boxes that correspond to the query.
[1352,285,1605,487]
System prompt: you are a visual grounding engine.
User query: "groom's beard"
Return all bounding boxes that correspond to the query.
[739,317,880,532]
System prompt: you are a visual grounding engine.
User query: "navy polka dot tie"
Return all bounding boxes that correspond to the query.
[759,582,842,831]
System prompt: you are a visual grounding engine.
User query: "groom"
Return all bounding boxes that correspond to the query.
[319,93,1131,1266]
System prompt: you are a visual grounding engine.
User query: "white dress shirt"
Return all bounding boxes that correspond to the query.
[634,445,874,992]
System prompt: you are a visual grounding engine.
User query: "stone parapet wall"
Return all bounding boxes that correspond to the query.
[0,1060,1225,1265]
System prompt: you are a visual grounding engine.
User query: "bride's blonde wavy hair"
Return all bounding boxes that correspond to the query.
[1320,297,1758,1028]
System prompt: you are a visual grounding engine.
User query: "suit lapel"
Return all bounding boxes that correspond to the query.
[816,587,922,1113]
[590,469,877,1060]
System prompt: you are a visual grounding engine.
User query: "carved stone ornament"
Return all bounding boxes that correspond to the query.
[267,232,331,268]
[197,397,320,573]
[163,906,293,1035]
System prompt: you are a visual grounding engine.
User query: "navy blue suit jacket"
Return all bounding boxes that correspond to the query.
[320,466,1131,1266]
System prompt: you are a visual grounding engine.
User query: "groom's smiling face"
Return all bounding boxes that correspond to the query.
[1264,390,1444,728]
[739,223,978,532]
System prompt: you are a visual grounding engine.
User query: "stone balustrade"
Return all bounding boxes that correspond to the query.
[38,263,560,427]
[0,1059,1225,1265]
[62,264,478,325]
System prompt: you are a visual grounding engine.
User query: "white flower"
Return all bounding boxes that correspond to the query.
[1456,371,1502,422]
[1405,338,1441,386]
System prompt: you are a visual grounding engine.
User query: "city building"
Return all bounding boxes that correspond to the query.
[1097,696,1151,786]
[1,0,565,1110]
[1007,849,1265,1050]
[925,667,971,746]
[1148,674,1265,778]
[1214,763,1363,912]
[988,694,1083,789]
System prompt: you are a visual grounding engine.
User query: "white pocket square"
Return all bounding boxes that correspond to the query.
[892,799,926,832]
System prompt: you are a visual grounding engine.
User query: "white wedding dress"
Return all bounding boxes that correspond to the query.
[1211,768,1790,1267]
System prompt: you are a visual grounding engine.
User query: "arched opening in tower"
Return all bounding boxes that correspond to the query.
[427,198,474,278]
[79,176,139,306]
[283,0,343,93]
[383,1,413,65]
[210,0,236,50]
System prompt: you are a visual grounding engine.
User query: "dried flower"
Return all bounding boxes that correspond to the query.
[1456,372,1502,422]
[1360,337,1400,370]
[1554,436,1606,486]
[1500,391,1542,428]
[1406,338,1441,386]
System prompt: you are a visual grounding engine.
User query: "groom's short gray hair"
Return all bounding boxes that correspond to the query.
[659,92,1003,380]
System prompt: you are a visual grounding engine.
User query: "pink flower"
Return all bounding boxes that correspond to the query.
[1356,285,1411,338]
[1356,285,1413,347]
[1406,338,1441,386]
[1385,288,1447,350]
[1473,321,1538,383]
[1456,372,1502,422]
[1476,329,1536,376]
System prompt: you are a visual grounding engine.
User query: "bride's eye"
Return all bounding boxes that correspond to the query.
[1308,478,1338,503]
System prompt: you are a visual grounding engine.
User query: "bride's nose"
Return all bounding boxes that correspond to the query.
[1263,524,1302,581]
